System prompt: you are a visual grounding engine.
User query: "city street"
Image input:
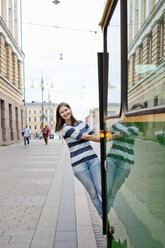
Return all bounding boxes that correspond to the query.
[0,139,65,248]
[0,139,105,248]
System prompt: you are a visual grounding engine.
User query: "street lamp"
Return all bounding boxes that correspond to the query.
[31,77,54,129]
[40,77,44,127]
[52,0,60,4]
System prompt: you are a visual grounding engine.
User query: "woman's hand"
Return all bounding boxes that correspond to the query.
[81,133,100,142]
[112,132,123,140]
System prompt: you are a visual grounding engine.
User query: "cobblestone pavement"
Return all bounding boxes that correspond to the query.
[0,140,106,248]
[0,139,65,248]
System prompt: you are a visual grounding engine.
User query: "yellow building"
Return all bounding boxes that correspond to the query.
[128,0,165,109]
[26,102,57,137]
[0,0,24,146]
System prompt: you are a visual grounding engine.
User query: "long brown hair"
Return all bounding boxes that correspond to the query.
[55,102,78,132]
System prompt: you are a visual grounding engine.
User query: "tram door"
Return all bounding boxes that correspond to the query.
[98,0,165,247]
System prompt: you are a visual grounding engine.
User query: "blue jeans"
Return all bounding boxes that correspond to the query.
[73,157,102,218]
[24,136,29,146]
[107,157,131,212]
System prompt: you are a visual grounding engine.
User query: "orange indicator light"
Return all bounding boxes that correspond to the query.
[100,130,105,138]
[106,130,111,138]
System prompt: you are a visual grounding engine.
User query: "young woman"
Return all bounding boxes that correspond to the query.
[55,102,102,218]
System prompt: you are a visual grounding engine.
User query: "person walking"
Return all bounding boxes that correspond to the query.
[55,102,102,218]
[22,124,31,148]
[41,125,50,145]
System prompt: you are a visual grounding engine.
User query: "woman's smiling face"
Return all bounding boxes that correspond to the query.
[59,105,72,122]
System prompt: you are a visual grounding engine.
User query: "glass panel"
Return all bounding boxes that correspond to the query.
[106,119,165,248]
[127,0,165,110]
[106,1,121,116]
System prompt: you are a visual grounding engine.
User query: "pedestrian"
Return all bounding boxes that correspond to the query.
[41,125,50,145]
[22,124,31,148]
[55,102,103,218]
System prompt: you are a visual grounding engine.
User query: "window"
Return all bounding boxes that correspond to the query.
[34,117,37,122]
[135,1,139,35]
[152,0,156,8]
[29,117,31,122]
[143,0,146,22]
[127,1,165,111]
[148,36,152,64]
[106,1,121,117]
[34,125,37,130]
[34,110,36,114]
[29,110,31,114]
[160,20,164,58]
[154,96,158,106]
[143,101,148,108]
[8,0,12,32]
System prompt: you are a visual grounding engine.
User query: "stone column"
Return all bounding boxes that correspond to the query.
[18,60,22,90]
[151,22,161,65]
[129,54,135,88]
[3,0,8,27]
[6,44,13,82]
[139,0,144,29]
[0,33,6,76]
[1,100,10,145]
[142,36,151,65]
[12,106,17,142]
[135,46,142,83]
[12,53,18,88]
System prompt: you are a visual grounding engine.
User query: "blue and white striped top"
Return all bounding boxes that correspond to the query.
[62,120,97,167]
[107,122,139,165]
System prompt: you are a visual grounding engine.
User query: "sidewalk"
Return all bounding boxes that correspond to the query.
[0,139,105,248]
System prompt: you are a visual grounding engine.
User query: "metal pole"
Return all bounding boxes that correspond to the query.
[41,76,44,127]
[48,90,50,127]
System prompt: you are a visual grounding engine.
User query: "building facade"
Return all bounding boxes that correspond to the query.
[0,0,24,146]
[85,108,100,134]
[26,102,57,137]
[128,0,165,109]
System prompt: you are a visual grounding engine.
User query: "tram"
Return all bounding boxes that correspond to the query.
[98,0,165,247]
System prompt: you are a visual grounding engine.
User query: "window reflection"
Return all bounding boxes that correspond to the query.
[106,1,121,116]
[106,122,139,212]
[127,0,165,110]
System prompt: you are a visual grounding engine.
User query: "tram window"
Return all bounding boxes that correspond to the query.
[127,0,165,112]
[106,1,121,117]
[143,101,148,108]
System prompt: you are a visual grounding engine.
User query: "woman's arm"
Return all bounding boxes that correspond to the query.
[81,131,123,142]
[81,133,100,142]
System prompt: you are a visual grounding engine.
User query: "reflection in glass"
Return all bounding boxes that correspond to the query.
[106,122,139,212]
[106,1,121,116]
[127,0,165,110]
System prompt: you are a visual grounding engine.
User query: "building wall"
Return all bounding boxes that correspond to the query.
[128,0,165,109]
[26,102,57,137]
[85,108,100,134]
[0,0,23,146]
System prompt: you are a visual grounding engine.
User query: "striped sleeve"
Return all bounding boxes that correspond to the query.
[112,122,132,137]
[63,125,83,140]
[85,123,95,135]
[127,126,139,136]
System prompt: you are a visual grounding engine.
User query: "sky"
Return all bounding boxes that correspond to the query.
[22,0,106,120]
